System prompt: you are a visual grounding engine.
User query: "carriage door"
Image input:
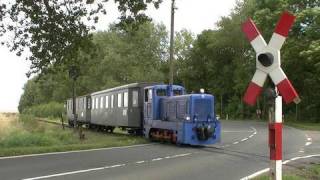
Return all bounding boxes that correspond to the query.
[144,88,153,123]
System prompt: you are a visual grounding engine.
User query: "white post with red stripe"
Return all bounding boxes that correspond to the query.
[241,11,301,180]
[269,95,282,180]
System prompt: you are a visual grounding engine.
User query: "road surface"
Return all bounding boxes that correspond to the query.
[0,120,319,180]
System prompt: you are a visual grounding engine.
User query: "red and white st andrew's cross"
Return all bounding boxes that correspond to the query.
[242,11,300,106]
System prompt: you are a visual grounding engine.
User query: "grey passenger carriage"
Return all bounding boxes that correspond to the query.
[66,95,91,126]
[67,83,157,133]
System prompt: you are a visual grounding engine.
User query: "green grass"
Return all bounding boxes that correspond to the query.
[255,164,320,180]
[220,118,320,131]
[284,121,320,131]
[0,114,147,157]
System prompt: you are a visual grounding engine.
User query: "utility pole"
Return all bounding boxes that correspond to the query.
[169,0,175,85]
[69,66,79,131]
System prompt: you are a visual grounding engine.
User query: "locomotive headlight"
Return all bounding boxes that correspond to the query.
[186,116,190,121]
[193,115,198,121]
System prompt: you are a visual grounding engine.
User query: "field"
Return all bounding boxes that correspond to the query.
[0,113,147,157]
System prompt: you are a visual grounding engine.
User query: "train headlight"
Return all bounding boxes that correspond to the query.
[186,116,191,121]
[193,115,198,122]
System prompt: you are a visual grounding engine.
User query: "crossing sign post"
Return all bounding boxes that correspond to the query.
[241,11,301,180]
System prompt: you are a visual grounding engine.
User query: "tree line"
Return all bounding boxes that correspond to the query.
[14,0,320,122]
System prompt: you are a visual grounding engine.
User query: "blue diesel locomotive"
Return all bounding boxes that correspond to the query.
[66,83,221,146]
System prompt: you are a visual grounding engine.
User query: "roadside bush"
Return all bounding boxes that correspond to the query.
[23,102,65,118]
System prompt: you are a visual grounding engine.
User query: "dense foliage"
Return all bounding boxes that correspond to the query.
[15,0,320,122]
[0,0,162,76]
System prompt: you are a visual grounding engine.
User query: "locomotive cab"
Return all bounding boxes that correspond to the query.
[143,84,221,145]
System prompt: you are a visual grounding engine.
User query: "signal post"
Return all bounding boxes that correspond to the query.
[241,11,300,180]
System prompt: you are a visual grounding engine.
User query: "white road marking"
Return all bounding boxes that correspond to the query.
[151,158,163,161]
[135,161,145,164]
[170,153,192,158]
[22,164,125,180]
[241,138,248,142]
[110,164,125,168]
[299,150,304,153]
[22,153,193,180]
[305,142,312,146]
[222,126,257,147]
[222,131,255,133]
[240,154,320,180]
[0,143,154,160]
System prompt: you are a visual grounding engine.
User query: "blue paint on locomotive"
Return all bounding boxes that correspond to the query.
[143,85,221,146]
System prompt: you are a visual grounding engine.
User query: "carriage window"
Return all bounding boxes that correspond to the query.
[96,98,99,109]
[83,98,86,109]
[156,89,167,96]
[100,97,103,109]
[111,95,114,108]
[173,89,183,96]
[92,98,95,109]
[144,89,148,102]
[124,92,128,107]
[118,93,122,107]
[133,91,138,107]
[87,98,91,109]
[105,96,109,108]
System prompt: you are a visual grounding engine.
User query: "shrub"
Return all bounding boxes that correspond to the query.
[23,102,65,118]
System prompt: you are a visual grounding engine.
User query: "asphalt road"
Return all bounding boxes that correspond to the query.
[1,120,319,180]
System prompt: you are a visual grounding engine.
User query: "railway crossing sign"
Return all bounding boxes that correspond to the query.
[242,11,300,180]
[242,11,300,106]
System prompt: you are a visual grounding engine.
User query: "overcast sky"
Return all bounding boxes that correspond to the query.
[0,0,237,112]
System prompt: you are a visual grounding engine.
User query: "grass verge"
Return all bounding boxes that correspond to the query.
[255,163,320,180]
[0,113,147,157]
[284,121,320,131]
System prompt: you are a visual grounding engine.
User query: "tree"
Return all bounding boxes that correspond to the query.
[18,22,169,112]
[0,0,162,76]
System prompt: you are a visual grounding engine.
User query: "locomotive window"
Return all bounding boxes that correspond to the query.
[111,95,114,108]
[105,96,109,108]
[133,91,138,107]
[92,98,95,109]
[124,92,128,107]
[100,97,103,109]
[173,90,182,96]
[96,98,99,109]
[118,93,122,107]
[156,89,166,96]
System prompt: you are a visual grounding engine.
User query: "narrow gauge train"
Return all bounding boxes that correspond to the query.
[66,83,221,145]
